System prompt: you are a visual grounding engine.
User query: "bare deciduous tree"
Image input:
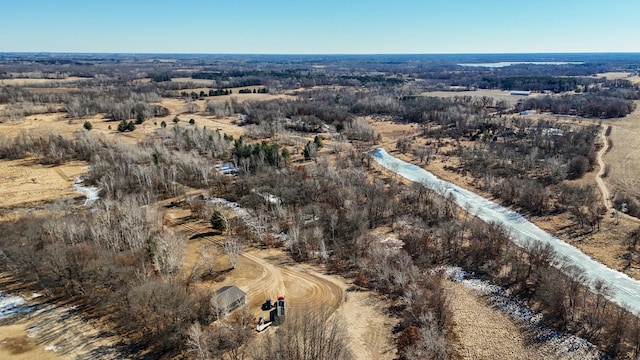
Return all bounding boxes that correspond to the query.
[250,306,353,360]
[223,237,241,270]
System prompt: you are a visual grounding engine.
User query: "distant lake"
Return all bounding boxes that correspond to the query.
[458,61,585,68]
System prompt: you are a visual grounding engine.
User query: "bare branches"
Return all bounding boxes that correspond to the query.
[223,237,242,269]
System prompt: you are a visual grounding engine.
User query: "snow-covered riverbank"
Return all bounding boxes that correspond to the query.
[373,148,640,314]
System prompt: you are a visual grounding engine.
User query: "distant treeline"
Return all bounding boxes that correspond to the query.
[478,76,579,92]
[516,93,637,118]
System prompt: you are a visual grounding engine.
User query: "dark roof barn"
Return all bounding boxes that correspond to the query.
[214,285,246,314]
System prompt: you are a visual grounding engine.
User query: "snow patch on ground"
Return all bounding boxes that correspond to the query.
[27,326,40,338]
[214,162,239,175]
[72,177,100,207]
[44,345,60,352]
[437,266,602,359]
[207,197,290,245]
[251,190,282,205]
[0,291,29,319]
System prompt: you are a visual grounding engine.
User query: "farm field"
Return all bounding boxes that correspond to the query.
[0,158,88,210]
[594,72,640,84]
[0,77,87,86]
[603,101,640,199]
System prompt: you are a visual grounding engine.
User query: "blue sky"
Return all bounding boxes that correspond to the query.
[1,0,638,54]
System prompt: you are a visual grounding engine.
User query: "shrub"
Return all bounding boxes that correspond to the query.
[117,120,136,132]
[83,121,93,131]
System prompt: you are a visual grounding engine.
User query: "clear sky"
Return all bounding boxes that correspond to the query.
[1,0,639,54]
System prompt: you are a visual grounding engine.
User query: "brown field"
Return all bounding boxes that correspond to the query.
[171,77,216,85]
[0,158,88,209]
[446,281,543,359]
[603,101,640,199]
[422,89,543,105]
[0,275,122,360]
[594,72,640,84]
[0,77,86,86]
[0,303,122,360]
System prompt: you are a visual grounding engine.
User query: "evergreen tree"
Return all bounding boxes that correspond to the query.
[135,111,145,125]
[210,210,228,233]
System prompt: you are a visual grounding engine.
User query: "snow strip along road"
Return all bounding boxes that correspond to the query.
[373,148,640,314]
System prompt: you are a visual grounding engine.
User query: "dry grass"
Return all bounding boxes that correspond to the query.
[603,101,640,199]
[0,77,85,86]
[0,323,67,360]
[446,281,544,359]
[593,72,640,84]
[0,158,88,210]
[0,275,123,360]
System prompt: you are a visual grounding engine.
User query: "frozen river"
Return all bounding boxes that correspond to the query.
[373,148,640,313]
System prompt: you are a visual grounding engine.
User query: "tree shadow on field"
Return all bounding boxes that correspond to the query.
[190,231,218,240]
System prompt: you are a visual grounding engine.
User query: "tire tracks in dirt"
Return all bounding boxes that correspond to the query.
[173,219,345,315]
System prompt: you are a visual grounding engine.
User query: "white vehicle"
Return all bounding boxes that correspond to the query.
[256,316,272,332]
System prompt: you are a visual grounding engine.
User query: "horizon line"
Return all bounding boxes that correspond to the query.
[2,51,640,56]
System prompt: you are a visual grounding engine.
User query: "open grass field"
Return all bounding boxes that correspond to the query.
[0,77,86,86]
[594,72,640,84]
[0,158,88,209]
[603,101,640,199]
